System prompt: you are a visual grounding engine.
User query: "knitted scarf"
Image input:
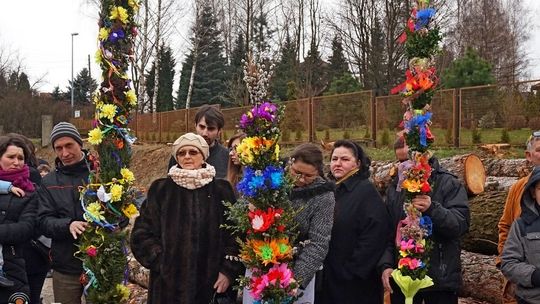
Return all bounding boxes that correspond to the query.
[168,164,216,190]
[0,165,35,192]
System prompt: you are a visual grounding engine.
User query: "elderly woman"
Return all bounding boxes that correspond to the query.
[131,133,242,304]
[318,140,390,304]
[0,135,37,302]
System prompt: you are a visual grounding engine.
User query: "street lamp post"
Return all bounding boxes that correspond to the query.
[71,32,79,114]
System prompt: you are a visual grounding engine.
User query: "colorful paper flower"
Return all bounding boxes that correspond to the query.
[109,6,129,23]
[88,128,103,145]
[122,203,138,218]
[110,184,123,202]
[86,245,98,257]
[99,28,110,41]
[87,202,106,221]
[120,168,135,183]
[125,90,137,106]
[99,104,117,122]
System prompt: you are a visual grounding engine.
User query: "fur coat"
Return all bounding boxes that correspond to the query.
[130,177,242,304]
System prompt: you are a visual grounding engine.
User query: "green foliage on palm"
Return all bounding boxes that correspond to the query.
[405,26,442,59]
[442,48,495,88]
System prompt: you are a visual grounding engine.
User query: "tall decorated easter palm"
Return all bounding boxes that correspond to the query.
[224,49,300,303]
[77,0,140,302]
[390,0,442,303]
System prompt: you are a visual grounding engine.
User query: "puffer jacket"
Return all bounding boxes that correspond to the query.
[379,157,470,292]
[501,166,540,302]
[0,190,37,301]
[37,154,91,275]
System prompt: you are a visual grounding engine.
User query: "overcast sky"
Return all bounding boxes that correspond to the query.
[1,0,539,93]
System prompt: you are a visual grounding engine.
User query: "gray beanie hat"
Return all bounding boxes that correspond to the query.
[50,122,83,147]
[172,133,209,160]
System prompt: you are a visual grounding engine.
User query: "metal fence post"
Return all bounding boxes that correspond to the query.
[453,88,461,148]
[371,91,377,148]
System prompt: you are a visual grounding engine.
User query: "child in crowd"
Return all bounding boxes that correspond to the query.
[37,164,51,177]
[501,166,540,303]
[0,181,25,287]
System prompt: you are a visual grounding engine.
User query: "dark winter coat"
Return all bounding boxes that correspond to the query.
[168,142,230,179]
[318,170,390,304]
[379,157,470,292]
[501,167,540,301]
[37,155,91,275]
[130,177,243,304]
[0,190,37,301]
[289,177,335,289]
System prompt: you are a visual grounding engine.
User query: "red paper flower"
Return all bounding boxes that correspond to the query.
[86,245,98,257]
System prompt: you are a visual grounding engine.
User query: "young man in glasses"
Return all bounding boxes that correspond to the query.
[167,105,229,179]
[498,131,540,304]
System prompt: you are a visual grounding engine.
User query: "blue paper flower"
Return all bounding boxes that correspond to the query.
[109,29,125,43]
[420,216,433,237]
[415,8,436,30]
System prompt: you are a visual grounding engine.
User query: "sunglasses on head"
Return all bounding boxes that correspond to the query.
[528,131,540,143]
[176,149,200,157]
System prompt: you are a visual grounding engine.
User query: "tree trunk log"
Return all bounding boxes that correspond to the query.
[462,190,507,254]
[460,251,503,304]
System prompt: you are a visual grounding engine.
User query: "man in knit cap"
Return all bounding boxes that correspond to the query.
[37,122,91,304]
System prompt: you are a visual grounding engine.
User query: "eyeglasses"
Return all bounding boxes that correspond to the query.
[290,166,318,181]
[176,149,200,157]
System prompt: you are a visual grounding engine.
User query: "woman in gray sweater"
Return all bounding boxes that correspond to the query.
[289,143,335,303]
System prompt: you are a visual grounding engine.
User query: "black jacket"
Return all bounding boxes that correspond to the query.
[319,171,390,304]
[130,178,243,304]
[379,157,470,292]
[0,190,37,301]
[37,155,91,275]
[167,142,229,179]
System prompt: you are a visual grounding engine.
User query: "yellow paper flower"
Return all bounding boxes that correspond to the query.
[122,203,138,218]
[87,202,106,221]
[120,168,135,183]
[110,184,123,202]
[402,179,422,193]
[95,49,103,64]
[115,284,130,301]
[98,27,110,41]
[99,104,117,122]
[274,144,280,160]
[110,6,129,23]
[128,0,140,11]
[88,128,103,145]
[125,90,137,106]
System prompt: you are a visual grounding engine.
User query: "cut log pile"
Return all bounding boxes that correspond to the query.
[126,155,530,303]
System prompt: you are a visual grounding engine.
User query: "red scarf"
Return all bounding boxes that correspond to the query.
[0,165,35,193]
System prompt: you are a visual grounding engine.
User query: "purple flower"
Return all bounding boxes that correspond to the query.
[109,29,125,43]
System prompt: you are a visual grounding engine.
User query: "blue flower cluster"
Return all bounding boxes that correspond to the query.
[237,166,284,197]
[420,215,433,237]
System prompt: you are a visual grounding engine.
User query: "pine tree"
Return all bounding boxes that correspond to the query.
[327,35,350,82]
[51,86,63,101]
[146,45,176,112]
[253,7,275,53]
[17,72,31,92]
[301,41,328,97]
[177,5,230,108]
[176,53,193,109]
[442,48,495,88]
[7,71,18,89]
[366,17,387,94]
[271,34,298,101]
[226,33,248,106]
[68,68,97,104]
